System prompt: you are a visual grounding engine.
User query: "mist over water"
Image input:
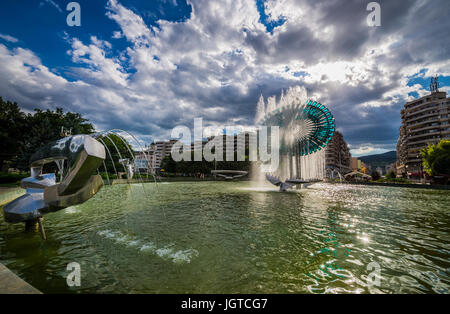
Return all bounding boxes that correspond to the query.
[253,87,326,184]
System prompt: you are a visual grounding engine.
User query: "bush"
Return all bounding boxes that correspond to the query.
[386,170,396,180]
[370,170,381,181]
[376,177,411,184]
[98,172,118,181]
[0,172,29,184]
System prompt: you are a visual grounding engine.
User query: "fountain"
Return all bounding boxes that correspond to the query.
[92,129,156,185]
[326,168,344,183]
[2,129,153,239]
[254,87,335,191]
[211,170,248,180]
[2,135,106,239]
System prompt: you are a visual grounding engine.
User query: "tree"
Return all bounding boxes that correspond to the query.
[0,98,27,171]
[161,156,177,173]
[97,133,133,175]
[0,98,96,171]
[386,170,396,180]
[421,140,450,176]
[370,170,380,181]
[15,108,95,171]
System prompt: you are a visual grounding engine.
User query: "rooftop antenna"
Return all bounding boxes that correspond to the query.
[430,75,439,93]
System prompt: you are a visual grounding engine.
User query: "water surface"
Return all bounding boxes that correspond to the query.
[0,182,449,293]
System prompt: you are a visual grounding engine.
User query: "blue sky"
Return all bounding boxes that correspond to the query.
[0,0,449,156]
[0,0,191,76]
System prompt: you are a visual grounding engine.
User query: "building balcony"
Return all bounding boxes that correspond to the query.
[407,137,441,146]
[407,122,446,133]
[407,144,426,151]
[404,104,440,117]
[408,130,441,140]
[404,112,441,124]
[405,117,440,128]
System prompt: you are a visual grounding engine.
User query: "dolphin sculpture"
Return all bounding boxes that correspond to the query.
[3,135,106,239]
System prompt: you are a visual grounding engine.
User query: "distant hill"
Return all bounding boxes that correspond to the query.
[359,151,397,169]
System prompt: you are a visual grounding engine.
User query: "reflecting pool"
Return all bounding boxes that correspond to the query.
[0,182,449,293]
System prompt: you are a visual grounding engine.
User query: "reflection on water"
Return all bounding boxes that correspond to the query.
[0,182,449,294]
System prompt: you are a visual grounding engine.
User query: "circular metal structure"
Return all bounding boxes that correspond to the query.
[261,99,335,156]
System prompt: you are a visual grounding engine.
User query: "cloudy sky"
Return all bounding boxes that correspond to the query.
[0,0,449,156]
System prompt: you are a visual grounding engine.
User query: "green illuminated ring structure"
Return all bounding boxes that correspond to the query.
[261,99,335,156]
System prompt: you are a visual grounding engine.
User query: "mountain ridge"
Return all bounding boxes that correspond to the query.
[358,151,397,169]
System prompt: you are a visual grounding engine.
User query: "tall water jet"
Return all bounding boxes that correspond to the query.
[252,86,335,188]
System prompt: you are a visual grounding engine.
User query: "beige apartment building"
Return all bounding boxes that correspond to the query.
[135,139,178,173]
[325,131,351,174]
[397,91,450,176]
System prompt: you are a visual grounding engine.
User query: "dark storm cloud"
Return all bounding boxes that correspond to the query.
[244,24,329,65]
[0,0,449,151]
[245,0,449,66]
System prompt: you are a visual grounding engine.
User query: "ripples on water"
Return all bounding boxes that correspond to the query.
[0,182,449,294]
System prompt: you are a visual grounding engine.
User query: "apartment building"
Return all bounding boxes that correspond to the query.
[325,131,351,174]
[397,91,450,176]
[185,132,253,156]
[153,140,178,169]
[134,139,178,173]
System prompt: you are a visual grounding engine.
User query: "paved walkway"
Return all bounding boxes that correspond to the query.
[0,263,41,294]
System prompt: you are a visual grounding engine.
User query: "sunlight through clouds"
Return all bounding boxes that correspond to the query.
[0,0,448,149]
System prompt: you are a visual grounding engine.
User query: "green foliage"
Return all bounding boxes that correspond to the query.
[161,156,177,173]
[0,98,27,171]
[98,172,118,181]
[0,97,95,171]
[376,177,411,184]
[97,133,133,175]
[421,140,450,176]
[0,172,29,184]
[370,170,380,181]
[376,169,411,184]
[386,170,396,179]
